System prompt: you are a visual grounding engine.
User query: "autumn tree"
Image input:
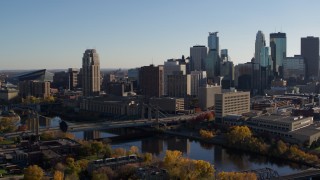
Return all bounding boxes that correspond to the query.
[227,126,252,145]
[128,146,139,155]
[53,171,64,180]
[142,152,153,164]
[65,157,81,176]
[218,171,257,180]
[199,129,214,139]
[112,148,126,157]
[94,167,115,179]
[24,165,44,180]
[0,117,18,133]
[92,173,108,180]
[91,141,104,156]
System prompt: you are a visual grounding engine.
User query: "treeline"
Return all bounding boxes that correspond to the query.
[226,126,319,165]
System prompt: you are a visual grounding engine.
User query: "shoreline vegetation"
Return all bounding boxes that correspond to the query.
[162,125,320,169]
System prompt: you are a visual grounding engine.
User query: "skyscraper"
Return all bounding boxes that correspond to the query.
[190,45,207,71]
[206,32,220,81]
[253,31,272,94]
[164,59,186,95]
[270,32,286,78]
[254,31,266,67]
[301,36,320,80]
[82,49,101,97]
[139,65,164,98]
[208,32,219,52]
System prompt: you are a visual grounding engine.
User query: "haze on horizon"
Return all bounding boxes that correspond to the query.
[1,0,320,70]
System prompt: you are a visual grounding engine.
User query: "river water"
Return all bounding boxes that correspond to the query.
[44,117,306,175]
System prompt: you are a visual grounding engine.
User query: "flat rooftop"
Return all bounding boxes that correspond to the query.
[252,114,310,123]
[289,125,320,136]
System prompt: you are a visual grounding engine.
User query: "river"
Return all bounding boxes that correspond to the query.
[43,117,307,175]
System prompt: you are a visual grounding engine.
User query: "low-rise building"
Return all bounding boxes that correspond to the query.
[149,97,184,114]
[215,91,250,123]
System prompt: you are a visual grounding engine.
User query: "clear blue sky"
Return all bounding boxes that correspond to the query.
[1,0,320,70]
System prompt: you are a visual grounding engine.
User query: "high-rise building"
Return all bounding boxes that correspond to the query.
[270,32,286,78]
[260,47,272,91]
[164,59,186,95]
[68,68,79,90]
[301,36,320,80]
[167,74,191,98]
[220,49,229,61]
[254,31,266,68]
[190,71,207,96]
[206,32,221,81]
[139,65,164,98]
[283,55,306,80]
[198,84,221,110]
[208,32,219,52]
[220,60,234,89]
[190,46,207,71]
[234,62,252,91]
[82,49,101,97]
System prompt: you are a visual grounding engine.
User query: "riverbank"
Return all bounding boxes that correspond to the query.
[161,128,320,169]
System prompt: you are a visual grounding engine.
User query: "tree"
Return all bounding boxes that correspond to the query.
[92,173,108,180]
[91,141,104,156]
[113,148,126,157]
[128,146,139,155]
[218,171,257,180]
[227,126,252,145]
[164,150,182,166]
[199,129,214,139]
[276,140,288,155]
[95,167,115,179]
[143,152,153,164]
[0,117,18,133]
[65,157,81,176]
[53,171,64,180]
[24,165,44,180]
[76,159,89,171]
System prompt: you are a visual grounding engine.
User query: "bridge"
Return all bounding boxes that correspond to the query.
[273,168,320,180]
[3,113,197,139]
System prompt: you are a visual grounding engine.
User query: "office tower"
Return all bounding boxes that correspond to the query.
[283,55,306,81]
[215,91,250,123]
[206,32,220,81]
[260,47,272,91]
[139,65,164,98]
[221,49,229,61]
[234,62,252,90]
[301,36,320,80]
[198,84,221,110]
[220,60,234,89]
[255,31,266,67]
[270,32,286,78]
[82,49,101,97]
[190,71,207,96]
[190,45,207,71]
[52,71,69,89]
[167,74,191,98]
[68,68,79,90]
[208,32,219,52]
[164,59,186,95]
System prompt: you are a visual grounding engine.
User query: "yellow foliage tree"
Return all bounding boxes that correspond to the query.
[218,171,257,180]
[53,170,64,180]
[113,148,126,157]
[0,117,18,133]
[24,165,44,180]
[128,146,139,155]
[200,129,214,139]
[227,126,252,145]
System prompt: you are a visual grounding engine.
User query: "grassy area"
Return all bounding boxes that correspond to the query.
[313,146,320,152]
[0,169,7,175]
[85,155,98,161]
[0,140,15,145]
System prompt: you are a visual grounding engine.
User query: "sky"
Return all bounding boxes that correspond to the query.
[1,0,320,70]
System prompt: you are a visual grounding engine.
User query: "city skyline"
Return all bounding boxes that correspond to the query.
[1,0,320,70]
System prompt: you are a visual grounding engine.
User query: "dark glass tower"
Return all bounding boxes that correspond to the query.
[270,32,286,78]
[301,36,320,80]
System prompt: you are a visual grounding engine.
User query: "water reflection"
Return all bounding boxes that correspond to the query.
[167,137,190,155]
[141,138,164,156]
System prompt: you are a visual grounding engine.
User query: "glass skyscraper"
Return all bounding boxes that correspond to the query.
[270,32,286,78]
